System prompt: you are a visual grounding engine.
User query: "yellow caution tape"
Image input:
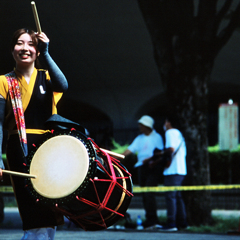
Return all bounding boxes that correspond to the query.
[1,184,240,193]
[133,184,240,193]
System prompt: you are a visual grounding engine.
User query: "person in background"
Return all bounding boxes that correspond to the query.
[123,115,164,229]
[0,28,68,239]
[160,115,188,231]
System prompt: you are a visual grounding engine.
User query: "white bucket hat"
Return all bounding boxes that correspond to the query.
[138,115,154,129]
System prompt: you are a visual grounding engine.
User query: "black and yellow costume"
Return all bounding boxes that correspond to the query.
[0,68,65,230]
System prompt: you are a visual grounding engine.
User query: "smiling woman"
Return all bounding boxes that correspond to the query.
[13,34,37,61]
[12,33,39,83]
[0,28,68,239]
[10,29,45,84]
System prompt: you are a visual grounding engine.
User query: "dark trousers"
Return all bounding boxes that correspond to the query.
[164,174,187,227]
[7,134,64,230]
[138,164,160,223]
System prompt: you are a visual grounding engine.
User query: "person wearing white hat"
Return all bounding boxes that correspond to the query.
[137,115,154,129]
[123,115,164,229]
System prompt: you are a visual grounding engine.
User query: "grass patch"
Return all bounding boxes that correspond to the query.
[185,216,239,233]
[4,201,17,208]
[154,215,239,233]
[116,214,239,233]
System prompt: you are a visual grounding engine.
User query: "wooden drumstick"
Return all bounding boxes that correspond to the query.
[100,148,125,159]
[31,1,42,33]
[2,170,36,179]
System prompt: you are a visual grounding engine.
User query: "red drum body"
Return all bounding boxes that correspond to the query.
[25,129,133,231]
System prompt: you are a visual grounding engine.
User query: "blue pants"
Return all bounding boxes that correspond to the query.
[164,174,187,227]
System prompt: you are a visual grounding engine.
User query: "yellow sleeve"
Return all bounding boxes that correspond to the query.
[52,92,63,114]
[38,70,63,114]
[45,70,50,81]
[0,75,9,99]
[44,71,63,114]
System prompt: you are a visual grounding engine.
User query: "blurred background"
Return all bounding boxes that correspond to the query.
[0,0,240,148]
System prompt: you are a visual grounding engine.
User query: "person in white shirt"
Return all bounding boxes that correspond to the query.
[160,115,187,231]
[123,115,164,228]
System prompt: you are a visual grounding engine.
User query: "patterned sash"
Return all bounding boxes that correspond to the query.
[5,71,28,157]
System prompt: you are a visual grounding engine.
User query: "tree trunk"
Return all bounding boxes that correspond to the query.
[165,33,214,225]
[170,72,212,225]
[137,0,215,225]
[164,50,213,225]
[137,0,240,225]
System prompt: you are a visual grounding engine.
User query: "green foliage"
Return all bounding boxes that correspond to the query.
[2,154,6,164]
[111,139,129,154]
[208,145,221,152]
[111,141,240,154]
[208,144,240,152]
[110,140,138,183]
[111,140,240,154]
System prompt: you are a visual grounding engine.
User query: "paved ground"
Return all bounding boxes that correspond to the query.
[0,208,240,240]
[0,229,240,240]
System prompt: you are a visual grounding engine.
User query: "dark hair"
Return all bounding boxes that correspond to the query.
[10,28,41,68]
[10,28,38,52]
[166,114,179,128]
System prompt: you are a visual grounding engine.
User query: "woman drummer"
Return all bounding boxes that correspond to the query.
[0,28,68,239]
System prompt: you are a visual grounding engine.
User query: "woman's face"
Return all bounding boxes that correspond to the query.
[12,33,38,66]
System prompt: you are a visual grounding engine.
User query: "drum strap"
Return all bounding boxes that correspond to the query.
[5,71,28,157]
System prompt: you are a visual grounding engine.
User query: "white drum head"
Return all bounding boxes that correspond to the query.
[30,135,89,199]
